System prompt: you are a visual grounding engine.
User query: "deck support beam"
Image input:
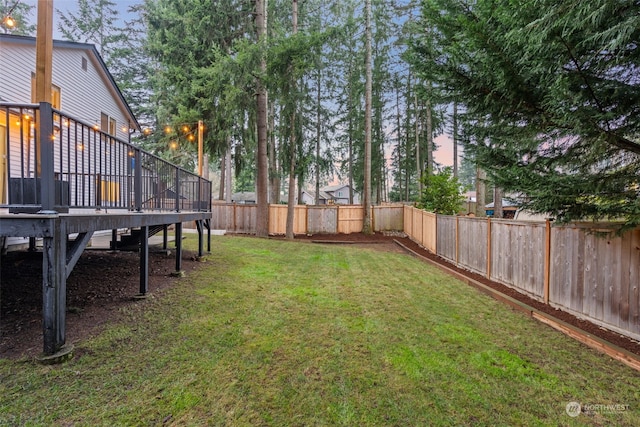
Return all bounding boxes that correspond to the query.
[175,222,182,273]
[42,218,67,356]
[139,225,149,295]
[196,220,204,257]
[110,229,118,250]
[65,231,94,279]
[206,219,211,252]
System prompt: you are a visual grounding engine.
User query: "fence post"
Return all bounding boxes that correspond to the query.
[422,210,426,248]
[38,102,55,213]
[486,217,492,280]
[544,219,551,304]
[433,211,437,254]
[233,203,237,232]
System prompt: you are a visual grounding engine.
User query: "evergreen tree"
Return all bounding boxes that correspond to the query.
[417,167,464,215]
[57,0,126,61]
[410,0,640,228]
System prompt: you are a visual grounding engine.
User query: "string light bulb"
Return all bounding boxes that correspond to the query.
[2,1,20,29]
[3,15,15,28]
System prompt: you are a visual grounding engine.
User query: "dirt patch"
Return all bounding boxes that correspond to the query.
[1,248,201,359]
[2,231,640,361]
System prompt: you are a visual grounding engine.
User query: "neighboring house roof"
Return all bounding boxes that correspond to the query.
[485,200,519,208]
[0,34,140,132]
[303,190,332,202]
[231,192,256,202]
[321,184,350,193]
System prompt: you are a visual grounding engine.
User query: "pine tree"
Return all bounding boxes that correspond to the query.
[410,0,640,228]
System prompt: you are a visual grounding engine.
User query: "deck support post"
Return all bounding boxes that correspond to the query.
[175,222,183,273]
[42,218,67,356]
[207,219,211,252]
[162,224,168,250]
[196,220,204,257]
[110,229,118,250]
[139,225,149,295]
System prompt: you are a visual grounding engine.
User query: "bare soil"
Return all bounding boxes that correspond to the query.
[1,248,201,359]
[2,232,639,360]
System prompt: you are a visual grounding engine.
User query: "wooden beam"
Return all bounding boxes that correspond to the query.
[35,0,53,104]
[42,217,66,355]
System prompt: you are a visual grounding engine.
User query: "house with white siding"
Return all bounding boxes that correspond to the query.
[0,34,138,140]
[320,184,360,204]
[0,34,212,358]
[0,34,140,209]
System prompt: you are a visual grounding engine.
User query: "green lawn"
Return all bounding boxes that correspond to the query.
[1,235,639,426]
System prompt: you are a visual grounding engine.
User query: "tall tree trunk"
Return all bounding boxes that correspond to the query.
[394,78,403,201]
[297,170,304,205]
[405,76,411,201]
[255,0,269,237]
[493,186,503,219]
[285,0,298,239]
[414,92,421,195]
[268,101,279,204]
[362,0,373,234]
[348,64,354,205]
[453,102,458,178]
[475,166,486,217]
[315,69,321,205]
[225,143,232,203]
[219,154,226,200]
[426,97,433,176]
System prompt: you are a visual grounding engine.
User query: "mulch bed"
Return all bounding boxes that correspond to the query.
[2,231,639,360]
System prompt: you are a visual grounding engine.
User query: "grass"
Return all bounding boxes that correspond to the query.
[1,235,639,426]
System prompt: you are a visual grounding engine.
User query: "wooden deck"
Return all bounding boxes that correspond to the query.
[1,102,213,359]
[0,209,211,359]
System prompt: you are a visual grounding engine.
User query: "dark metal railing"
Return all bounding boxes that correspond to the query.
[1,102,211,213]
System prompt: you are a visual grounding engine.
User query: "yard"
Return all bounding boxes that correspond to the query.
[1,235,639,425]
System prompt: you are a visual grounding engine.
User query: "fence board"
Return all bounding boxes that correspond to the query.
[308,206,338,234]
[423,211,437,253]
[436,215,456,263]
[373,206,403,231]
[630,231,640,335]
[411,207,421,246]
[457,217,487,276]
[404,206,413,240]
[268,205,307,235]
[234,204,256,233]
[337,205,364,234]
[490,221,545,299]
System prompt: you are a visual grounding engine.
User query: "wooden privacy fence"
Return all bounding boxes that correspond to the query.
[403,206,640,341]
[210,203,403,235]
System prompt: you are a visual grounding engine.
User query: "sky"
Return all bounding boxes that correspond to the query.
[22,0,140,39]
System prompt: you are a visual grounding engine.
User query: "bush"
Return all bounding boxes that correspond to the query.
[417,167,465,215]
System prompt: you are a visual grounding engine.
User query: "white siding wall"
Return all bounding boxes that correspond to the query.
[0,42,33,102]
[0,40,131,141]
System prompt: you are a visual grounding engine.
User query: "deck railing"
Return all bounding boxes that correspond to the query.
[1,102,211,213]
